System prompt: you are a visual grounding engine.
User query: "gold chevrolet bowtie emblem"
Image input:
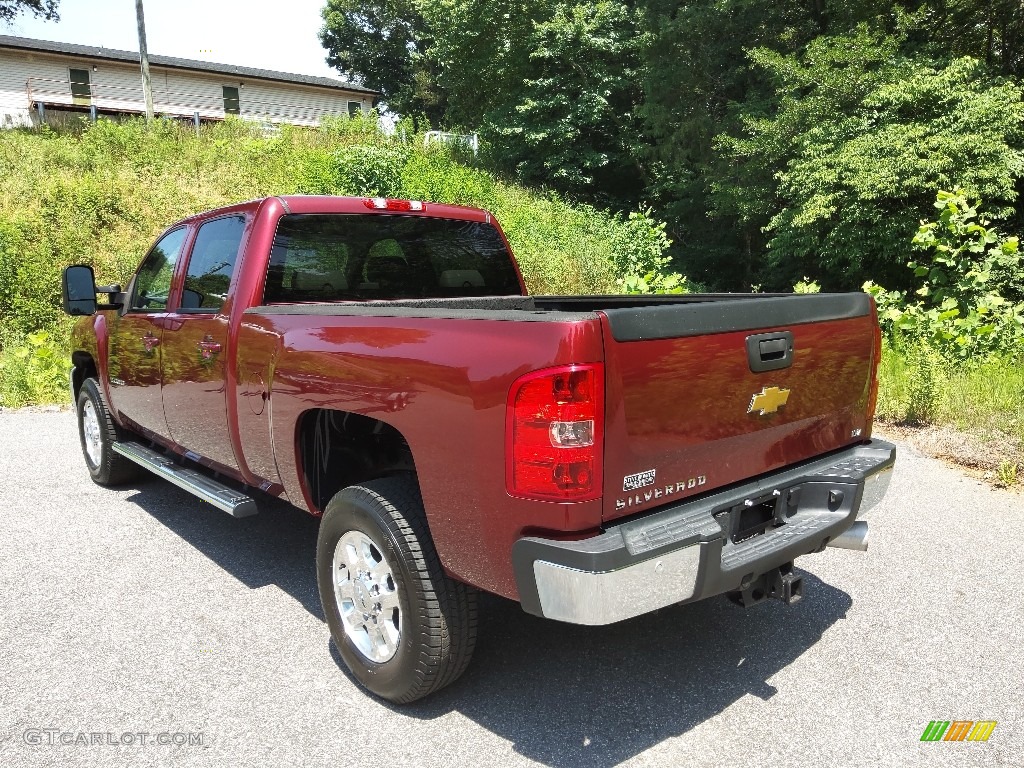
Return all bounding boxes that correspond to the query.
[748,386,790,416]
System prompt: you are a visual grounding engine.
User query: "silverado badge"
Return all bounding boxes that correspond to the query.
[748,386,790,416]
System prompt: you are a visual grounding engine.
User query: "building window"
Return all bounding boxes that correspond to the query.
[222,86,240,115]
[348,101,362,117]
[69,68,91,104]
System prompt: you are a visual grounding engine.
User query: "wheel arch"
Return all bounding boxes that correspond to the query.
[70,351,98,402]
[294,408,420,515]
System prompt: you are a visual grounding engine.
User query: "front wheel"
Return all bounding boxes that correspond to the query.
[76,378,140,486]
[316,476,478,703]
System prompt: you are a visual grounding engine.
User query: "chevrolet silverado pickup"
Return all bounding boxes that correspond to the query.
[61,195,895,703]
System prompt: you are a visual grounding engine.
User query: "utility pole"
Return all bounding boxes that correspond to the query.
[135,0,154,122]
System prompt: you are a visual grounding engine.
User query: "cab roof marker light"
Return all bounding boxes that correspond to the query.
[362,198,427,212]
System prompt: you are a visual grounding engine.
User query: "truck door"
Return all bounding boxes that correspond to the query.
[160,214,247,471]
[106,227,188,437]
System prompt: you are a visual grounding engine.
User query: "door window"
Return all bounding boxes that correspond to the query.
[181,215,246,312]
[130,227,187,311]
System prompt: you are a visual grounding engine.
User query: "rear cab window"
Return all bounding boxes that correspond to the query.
[180,215,247,312]
[263,214,522,303]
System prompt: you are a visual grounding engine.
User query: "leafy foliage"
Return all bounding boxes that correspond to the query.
[486,2,648,197]
[609,210,687,294]
[866,191,1024,360]
[319,0,441,126]
[0,0,59,24]
[716,29,1024,291]
[0,329,68,407]
[331,144,411,197]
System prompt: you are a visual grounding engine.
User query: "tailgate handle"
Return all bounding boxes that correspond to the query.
[746,331,794,372]
[759,338,787,359]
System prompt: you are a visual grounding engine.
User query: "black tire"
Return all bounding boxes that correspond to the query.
[316,475,478,703]
[76,378,140,486]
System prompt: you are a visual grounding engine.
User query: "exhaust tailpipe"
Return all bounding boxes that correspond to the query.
[827,521,869,552]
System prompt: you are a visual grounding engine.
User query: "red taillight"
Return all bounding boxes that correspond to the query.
[506,364,604,501]
[363,198,426,212]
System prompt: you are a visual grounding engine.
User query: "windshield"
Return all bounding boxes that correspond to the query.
[263,213,522,303]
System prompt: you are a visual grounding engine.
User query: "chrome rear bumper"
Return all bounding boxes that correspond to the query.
[513,439,896,625]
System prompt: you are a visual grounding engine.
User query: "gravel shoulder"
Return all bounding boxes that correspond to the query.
[1,411,1021,767]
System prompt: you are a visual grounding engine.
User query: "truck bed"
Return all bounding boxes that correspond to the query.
[249,291,877,531]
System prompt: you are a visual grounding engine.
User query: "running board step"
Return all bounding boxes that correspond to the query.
[112,442,258,518]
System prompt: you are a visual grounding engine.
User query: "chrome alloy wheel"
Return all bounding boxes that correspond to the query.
[333,530,402,663]
[81,399,103,467]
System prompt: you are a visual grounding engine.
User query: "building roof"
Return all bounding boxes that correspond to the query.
[0,35,378,96]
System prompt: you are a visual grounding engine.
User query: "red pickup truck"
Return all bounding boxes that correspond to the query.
[62,195,895,703]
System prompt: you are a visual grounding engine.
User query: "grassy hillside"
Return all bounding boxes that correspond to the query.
[0,115,672,337]
[1,118,1019,490]
[0,116,676,405]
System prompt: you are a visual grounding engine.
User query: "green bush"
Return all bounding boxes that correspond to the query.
[610,209,688,294]
[333,144,412,197]
[0,330,69,408]
[866,190,1024,361]
[865,191,1023,447]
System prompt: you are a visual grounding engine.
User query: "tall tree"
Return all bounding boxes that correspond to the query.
[320,0,442,126]
[506,2,647,197]
[715,26,1024,291]
[637,0,822,288]
[421,1,647,199]
[0,0,59,25]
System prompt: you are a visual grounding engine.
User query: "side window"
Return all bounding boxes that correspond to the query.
[181,215,246,312]
[130,228,187,311]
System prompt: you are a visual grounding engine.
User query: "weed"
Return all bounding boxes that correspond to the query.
[996,461,1019,488]
[905,346,940,425]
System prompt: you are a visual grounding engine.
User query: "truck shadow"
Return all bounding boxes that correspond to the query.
[123,480,325,618]
[123,480,851,767]
[391,579,851,767]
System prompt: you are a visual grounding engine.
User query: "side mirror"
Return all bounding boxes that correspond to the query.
[62,265,97,316]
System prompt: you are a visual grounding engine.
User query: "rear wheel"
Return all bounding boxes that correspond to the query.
[316,476,478,703]
[76,378,140,486]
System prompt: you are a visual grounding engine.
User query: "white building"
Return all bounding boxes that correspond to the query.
[0,35,378,128]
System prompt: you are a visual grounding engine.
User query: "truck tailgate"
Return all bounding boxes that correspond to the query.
[598,294,878,523]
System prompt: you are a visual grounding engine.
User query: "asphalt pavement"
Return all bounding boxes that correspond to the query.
[0,410,1020,767]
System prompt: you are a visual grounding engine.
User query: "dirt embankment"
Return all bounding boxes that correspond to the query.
[875,422,1022,491]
